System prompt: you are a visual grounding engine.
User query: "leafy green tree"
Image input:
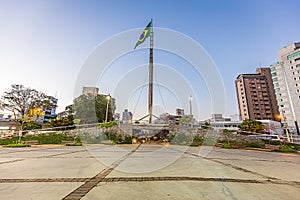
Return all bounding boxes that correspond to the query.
[21,121,42,130]
[238,119,264,133]
[179,116,192,124]
[50,115,74,127]
[201,121,211,129]
[0,84,55,142]
[0,84,55,120]
[73,94,115,124]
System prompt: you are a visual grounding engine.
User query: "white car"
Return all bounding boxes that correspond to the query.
[255,134,280,141]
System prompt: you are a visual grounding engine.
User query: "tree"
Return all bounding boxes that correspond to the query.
[73,94,115,124]
[0,84,56,142]
[50,115,74,128]
[179,116,192,125]
[22,121,42,130]
[201,121,211,129]
[0,84,55,120]
[238,119,264,133]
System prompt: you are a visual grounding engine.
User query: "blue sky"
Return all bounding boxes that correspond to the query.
[0,0,300,120]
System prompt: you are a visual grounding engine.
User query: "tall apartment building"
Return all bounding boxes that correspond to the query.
[270,42,300,133]
[235,68,280,121]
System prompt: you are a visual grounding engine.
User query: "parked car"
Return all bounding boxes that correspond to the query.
[256,134,280,141]
[0,135,12,139]
[248,134,281,141]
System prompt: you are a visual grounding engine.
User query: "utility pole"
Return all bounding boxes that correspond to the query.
[105,94,111,123]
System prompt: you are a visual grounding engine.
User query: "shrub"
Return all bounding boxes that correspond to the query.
[35,133,74,144]
[124,135,133,144]
[100,121,118,128]
[193,135,204,143]
[243,141,265,148]
[202,137,218,146]
[1,133,80,145]
[262,139,281,145]
[222,144,237,149]
[3,143,31,148]
[272,145,298,153]
[190,142,200,147]
[65,143,82,146]
[285,142,300,151]
[0,137,19,145]
[169,132,193,145]
[77,129,113,144]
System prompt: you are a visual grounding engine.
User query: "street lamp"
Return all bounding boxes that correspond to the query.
[189,95,193,116]
[105,94,111,123]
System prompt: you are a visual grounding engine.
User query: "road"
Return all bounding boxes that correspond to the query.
[0,144,299,199]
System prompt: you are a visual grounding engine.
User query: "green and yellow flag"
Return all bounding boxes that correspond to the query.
[134,20,152,49]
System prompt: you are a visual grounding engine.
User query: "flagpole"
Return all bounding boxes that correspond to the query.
[148,18,153,124]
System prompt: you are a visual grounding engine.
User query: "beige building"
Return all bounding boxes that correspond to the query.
[235,68,280,121]
[82,87,99,97]
[270,42,300,133]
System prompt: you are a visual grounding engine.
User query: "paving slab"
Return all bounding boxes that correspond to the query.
[0,157,105,179]
[0,182,84,200]
[108,155,265,180]
[83,181,300,200]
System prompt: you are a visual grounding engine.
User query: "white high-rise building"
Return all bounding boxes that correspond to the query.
[270,42,300,134]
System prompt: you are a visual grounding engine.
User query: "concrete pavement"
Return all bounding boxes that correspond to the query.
[0,144,299,199]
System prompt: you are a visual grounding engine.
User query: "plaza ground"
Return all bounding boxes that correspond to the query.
[0,144,299,199]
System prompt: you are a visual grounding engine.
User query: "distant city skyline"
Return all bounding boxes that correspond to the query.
[0,0,300,120]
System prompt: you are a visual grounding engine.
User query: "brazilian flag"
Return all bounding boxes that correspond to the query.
[134,20,152,49]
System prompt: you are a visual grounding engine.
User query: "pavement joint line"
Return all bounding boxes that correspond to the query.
[37,149,88,158]
[62,144,142,200]
[0,158,24,165]
[0,146,68,155]
[169,147,286,182]
[0,177,299,187]
[0,149,89,165]
[187,150,281,181]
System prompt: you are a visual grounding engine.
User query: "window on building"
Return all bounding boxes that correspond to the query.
[270,67,276,72]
